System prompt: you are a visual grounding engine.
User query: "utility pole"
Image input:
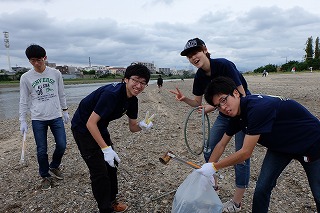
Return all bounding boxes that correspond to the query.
[3,31,12,73]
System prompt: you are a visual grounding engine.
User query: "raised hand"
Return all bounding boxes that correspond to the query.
[169,87,186,101]
[139,111,155,130]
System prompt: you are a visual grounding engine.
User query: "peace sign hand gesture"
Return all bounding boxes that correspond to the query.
[169,87,186,101]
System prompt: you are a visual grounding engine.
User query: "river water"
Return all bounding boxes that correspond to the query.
[0,80,161,120]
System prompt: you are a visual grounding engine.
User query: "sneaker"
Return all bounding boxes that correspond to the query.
[223,199,241,212]
[41,177,52,191]
[112,200,128,213]
[49,167,63,180]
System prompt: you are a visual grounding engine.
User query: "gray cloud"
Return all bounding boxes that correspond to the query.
[1,4,320,71]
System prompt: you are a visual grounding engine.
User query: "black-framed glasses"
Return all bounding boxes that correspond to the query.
[129,78,148,87]
[213,94,230,109]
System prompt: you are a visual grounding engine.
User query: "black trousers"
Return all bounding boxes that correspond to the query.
[72,129,118,213]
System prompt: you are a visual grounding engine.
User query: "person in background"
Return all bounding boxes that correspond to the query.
[71,63,154,213]
[19,44,70,190]
[170,38,250,212]
[262,69,267,77]
[157,74,163,92]
[197,76,320,213]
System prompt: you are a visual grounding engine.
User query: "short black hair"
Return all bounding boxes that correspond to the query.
[124,63,151,83]
[204,76,239,106]
[25,44,46,59]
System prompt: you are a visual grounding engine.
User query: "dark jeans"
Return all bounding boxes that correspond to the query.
[72,129,118,213]
[252,150,320,213]
[204,114,250,188]
[32,118,66,177]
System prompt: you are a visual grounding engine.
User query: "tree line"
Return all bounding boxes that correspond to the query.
[254,36,320,73]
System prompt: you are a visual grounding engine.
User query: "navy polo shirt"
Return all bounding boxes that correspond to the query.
[71,82,138,134]
[192,58,250,96]
[227,95,320,158]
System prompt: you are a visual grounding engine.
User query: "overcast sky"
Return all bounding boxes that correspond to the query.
[1,0,320,72]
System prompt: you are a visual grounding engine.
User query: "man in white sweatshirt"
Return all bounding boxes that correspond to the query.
[19,44,70,190]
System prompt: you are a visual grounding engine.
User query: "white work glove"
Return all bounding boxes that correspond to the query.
[63,111,70,124]
[20,120,28,135]
[139,120,153,130]
[196,162,217,177]
[101,146,120,167]
[138,111,155,130]
[198,173,216,191]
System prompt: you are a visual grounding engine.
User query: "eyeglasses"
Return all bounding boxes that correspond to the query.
[29,58,45,63]
[213,94,230,109]
[129,78,148,87]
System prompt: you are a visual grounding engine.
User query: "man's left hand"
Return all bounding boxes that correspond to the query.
[139,111,155,130]
[139,120,153,130]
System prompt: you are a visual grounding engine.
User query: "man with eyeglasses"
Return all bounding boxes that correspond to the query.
[170,38,250,212]
[197,76,320,213]
[71,63,153,213]
[19,44,70,190]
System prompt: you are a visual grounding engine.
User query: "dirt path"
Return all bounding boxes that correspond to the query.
[0,72,319,212]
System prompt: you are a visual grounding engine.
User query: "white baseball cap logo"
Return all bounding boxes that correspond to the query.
[184,39,198,49]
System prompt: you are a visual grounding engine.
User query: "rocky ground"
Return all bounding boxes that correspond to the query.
[0,72,319,213]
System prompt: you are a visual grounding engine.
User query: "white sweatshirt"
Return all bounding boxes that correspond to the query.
[19,66,68,121]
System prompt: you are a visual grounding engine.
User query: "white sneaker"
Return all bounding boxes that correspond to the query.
[223,199,241,212]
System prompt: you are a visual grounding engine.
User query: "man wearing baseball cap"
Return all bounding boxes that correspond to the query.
[170,38,250,212]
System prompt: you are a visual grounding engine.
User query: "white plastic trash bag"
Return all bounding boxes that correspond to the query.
[172,170,223,213]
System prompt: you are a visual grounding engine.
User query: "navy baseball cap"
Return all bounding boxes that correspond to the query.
[180,38,206,56]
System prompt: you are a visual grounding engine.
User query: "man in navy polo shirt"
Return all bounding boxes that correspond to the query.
[197,76,320,213]
[71,64,153,213]
[170,38,250,211]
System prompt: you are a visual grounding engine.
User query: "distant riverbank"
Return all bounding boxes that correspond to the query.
[0,70,318,88]
[0,78,122,88]
[0,78,182,120]
[0,76,189,88]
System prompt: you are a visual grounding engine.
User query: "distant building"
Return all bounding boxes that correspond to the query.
[83,65,107,71]
[1,59,182,79]
[171,69,188,76]
[133,61,156,74]
[108,67,126,75]
[46,62,56,68]
[56,65,69,74]
[11,66,29,73]
[68,66,78,74]
[158,67,170,75]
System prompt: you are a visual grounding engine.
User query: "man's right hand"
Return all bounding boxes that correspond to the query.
[196,162,217,177]
[20,120,28,135]
[169,87,185,101]
[101,146,120,167]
